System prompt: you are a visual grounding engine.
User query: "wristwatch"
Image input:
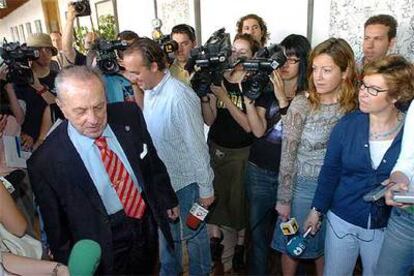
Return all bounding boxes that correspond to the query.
[311,206,324,220]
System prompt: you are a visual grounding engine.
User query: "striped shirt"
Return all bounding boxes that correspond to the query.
[143,71,214,197]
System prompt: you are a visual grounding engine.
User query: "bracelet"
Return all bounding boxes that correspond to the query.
[52,262,62,276]
[35,85,48,95]
[201,97,210,103]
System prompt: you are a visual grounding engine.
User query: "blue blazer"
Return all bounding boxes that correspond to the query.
[312,110,402,229]
[28,102,178,273]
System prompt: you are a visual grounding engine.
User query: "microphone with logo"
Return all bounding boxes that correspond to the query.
[186,202,209,230]
[286,227,312,257]
[68,239,102,276]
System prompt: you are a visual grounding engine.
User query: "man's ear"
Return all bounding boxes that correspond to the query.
[388,37,396,52]
[150,61,158,73]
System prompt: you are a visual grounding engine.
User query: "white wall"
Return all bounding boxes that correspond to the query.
[312,0,330,46]
[0,0,47,43]
[200,0,308,45]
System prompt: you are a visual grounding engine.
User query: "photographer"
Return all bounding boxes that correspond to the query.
[244,34,310,275]
[201,33,260,272]
[169,24,196,86]
[62,2,98,67]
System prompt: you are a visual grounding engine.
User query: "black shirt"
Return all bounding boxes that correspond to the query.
[248,91,288,172]
[208,78,254,148]
[14,71,58,140]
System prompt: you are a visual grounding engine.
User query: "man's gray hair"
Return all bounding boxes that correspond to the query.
[54,65,104,99]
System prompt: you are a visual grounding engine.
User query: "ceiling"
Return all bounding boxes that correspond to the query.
[0,0,29,19]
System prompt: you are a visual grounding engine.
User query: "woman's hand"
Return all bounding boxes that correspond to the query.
[304,209,322,235]
[275,202,291,222]
[210,82,228,101]
[270,70,289,107]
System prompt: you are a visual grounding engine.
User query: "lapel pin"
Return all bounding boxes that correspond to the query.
[125,125,131,132]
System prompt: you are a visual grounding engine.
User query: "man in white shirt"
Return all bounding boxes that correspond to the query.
[122,38,214,276]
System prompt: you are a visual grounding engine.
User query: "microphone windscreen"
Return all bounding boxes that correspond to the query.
[68,239,102,276]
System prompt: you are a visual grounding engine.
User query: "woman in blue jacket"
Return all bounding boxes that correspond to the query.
[304,55,414,276]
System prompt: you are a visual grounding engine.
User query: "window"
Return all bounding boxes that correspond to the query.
[13,26,20,42]
[26,22,32,35]
[34,20,43,33]
[19,24,26,42]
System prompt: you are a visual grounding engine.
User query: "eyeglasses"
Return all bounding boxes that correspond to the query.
[358,81,389,96]
[286,58,300,65]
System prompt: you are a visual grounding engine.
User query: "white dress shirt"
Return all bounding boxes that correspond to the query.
[143,71,214,198]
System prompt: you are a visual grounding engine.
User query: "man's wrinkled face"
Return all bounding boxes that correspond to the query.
[57,76,107,139]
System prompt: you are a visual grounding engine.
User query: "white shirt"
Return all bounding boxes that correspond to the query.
[392,101,414,191]
[143,71,214,197]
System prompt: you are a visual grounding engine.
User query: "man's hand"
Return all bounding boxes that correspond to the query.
[166,206,179,221]
[275,202,291,222]
[66,2,77,20]
[384,172,412,208]
[199,195,215,208]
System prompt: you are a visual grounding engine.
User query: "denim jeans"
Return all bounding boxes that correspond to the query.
[324,211,385,276]
[376,208,414,275]
[159,183,211,276]
[245,162,278,275]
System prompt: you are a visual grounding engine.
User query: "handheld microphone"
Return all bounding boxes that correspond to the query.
[286,227,312,257]
[68,239,102,276]
[280,218,299,236]
[186,202,209,230]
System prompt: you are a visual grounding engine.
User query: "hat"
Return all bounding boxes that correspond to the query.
[27,33,58,56]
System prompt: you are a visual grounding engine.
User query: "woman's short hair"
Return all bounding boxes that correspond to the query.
[236,14,269,46]
[280,34,311,93]
[362,55,414,104]
[308,37,358,112]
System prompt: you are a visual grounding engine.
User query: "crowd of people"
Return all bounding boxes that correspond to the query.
[0,3,413,276]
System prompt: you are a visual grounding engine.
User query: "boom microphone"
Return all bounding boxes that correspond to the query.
[68,239,102,276]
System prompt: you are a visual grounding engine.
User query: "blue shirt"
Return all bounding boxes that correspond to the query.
[68,123,142,214]
[102,74,134,103]
[312,111,403,229]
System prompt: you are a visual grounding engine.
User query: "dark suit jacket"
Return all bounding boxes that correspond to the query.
[27,102,178,273]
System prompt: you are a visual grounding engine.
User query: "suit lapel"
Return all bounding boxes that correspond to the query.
[56,122,108,216]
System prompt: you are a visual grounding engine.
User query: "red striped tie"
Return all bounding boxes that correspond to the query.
[95,136,146,219]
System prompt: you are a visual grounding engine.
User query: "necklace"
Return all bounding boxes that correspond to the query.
[369,113,404,140]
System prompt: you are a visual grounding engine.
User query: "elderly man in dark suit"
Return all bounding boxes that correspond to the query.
[27,65,179,274]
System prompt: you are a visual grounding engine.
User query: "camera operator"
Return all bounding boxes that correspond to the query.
[169,24,196,86]
[244,34,311,275]
[62,2,99,67]
[202,33,260,272]
[11,33,61,150]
